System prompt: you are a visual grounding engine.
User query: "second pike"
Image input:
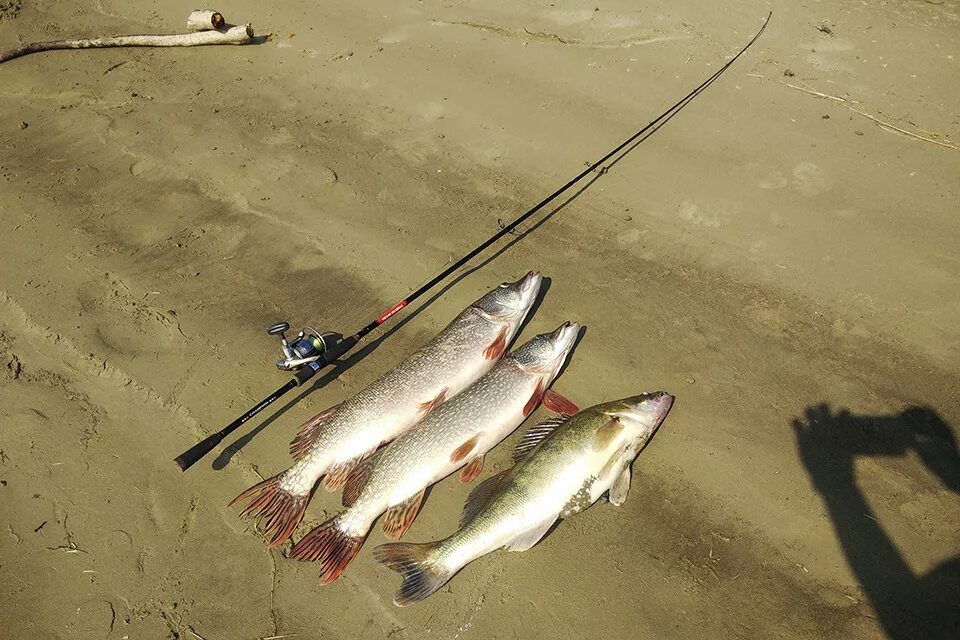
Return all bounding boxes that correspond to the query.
[291,322,581,583]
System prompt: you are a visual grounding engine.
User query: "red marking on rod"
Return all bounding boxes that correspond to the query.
[377,300,408,324]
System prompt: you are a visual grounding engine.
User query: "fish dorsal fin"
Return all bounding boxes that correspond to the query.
[290,403,340,460]
[512,415,569,462]
[342,448,383,507]
[608,465,631,507]
[459,470,509,528]
[503,514,558,552]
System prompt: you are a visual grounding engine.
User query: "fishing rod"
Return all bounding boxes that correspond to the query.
[174,12,772,471]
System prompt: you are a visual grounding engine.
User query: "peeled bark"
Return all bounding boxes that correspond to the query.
[186,10,226,32]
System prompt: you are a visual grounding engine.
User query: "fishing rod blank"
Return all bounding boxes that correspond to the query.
[173,12,772,471]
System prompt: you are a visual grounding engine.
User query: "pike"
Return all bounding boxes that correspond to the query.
[230,272,543,547]
[290,322,582,583]
[374,393,674,606]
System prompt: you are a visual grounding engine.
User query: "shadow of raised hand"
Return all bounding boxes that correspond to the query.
[792,403,960,639]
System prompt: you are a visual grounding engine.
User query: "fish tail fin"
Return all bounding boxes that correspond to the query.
[290,515,366,584]
[373,541,453,606]
[229,472,309,548]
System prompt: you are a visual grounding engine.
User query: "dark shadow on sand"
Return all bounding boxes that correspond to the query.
[792,404,960,639]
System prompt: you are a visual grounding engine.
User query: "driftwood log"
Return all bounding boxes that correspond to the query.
[186,10,225,32]
[0,11,253,64]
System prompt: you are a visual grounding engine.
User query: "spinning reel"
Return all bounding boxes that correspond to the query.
[266,322,343,371]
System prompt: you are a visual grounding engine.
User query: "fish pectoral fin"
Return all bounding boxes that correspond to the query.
[608,465,631,507]
[503,514,559,552]
[483,325,509,360]
[418,388,448,415]
[323,448,377,492]
[541,389,579,415]
[290,403,341,461]
[512,416,568,462]
[460,470,509,528]
[458,455,485,483]
[342,449,383,507]
[593,417,624,452]
[522,379,545,417]
[450,434,481,463]
[382,488,426,539]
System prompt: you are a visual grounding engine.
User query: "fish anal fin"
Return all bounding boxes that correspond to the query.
[503,515,558,552]
[418,388,448,415]
[593,417,624,451]
[512,415,568,462]
[523,379,545,417]
[342,449,382,507]
[382,488,426,539]
[483,325,508,360]
[290,403,340,460]
[322,449,375,492]
[542,389,579,415]
[459,470,509,528]
[450,434,481,463]
[608,465,631,507]
[459,455,484,483]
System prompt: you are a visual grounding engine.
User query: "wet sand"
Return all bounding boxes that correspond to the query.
[1,1,958,639]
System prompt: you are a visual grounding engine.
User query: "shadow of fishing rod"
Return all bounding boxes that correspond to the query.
[212,13,773,469]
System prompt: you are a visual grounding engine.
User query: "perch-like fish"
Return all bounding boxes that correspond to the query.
[290,322,581,583]
[375,392,674,606]
[231,272,543,547]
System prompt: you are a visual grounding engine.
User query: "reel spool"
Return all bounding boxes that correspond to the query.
[267,322,342,371]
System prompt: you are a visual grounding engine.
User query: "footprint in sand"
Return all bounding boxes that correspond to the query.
[791,162,829,196]
[677,200,724,228]
[76,276,178,356]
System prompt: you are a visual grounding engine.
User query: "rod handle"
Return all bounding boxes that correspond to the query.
[174,430,226,471]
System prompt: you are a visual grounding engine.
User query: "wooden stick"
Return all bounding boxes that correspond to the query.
[0,24,253,64]
[186,10,226,32]
[778,80,959,150]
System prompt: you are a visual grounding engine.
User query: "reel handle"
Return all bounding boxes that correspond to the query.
[267,322,290,336]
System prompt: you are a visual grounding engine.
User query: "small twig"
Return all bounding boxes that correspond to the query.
[846,105,960,149]
[0,23,254,64]
[188,627,210,640]
[780,81,846,103]
[778,80,959,150]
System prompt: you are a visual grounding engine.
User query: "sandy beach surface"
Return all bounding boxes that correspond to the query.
[1,1,958,638]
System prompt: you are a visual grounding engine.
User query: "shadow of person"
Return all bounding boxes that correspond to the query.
[792,404,960,639]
